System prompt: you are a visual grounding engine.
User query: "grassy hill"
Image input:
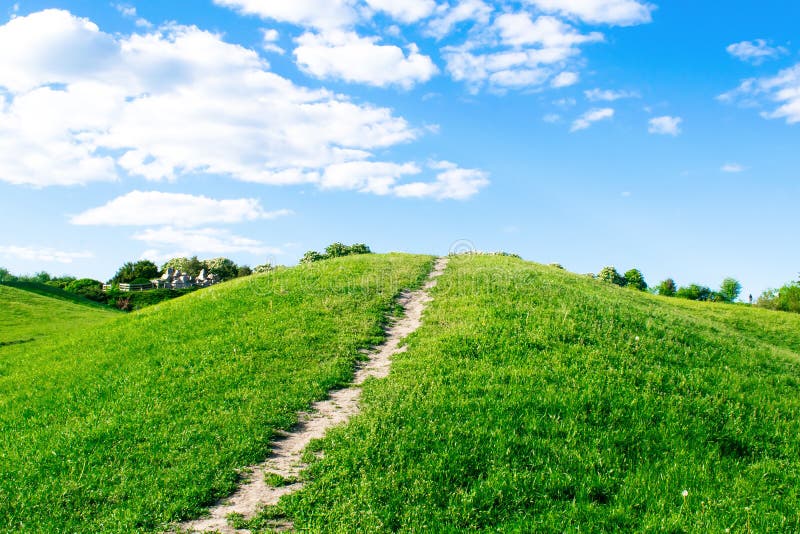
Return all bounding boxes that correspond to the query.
[0,254,434,533]
[0,284,117,348]
[268,255,800,532]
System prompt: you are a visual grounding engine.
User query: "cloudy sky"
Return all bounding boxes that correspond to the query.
[0,0,798,296]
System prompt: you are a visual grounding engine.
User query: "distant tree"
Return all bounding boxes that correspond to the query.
[656,278,677,297]
[161,257,203,278]
[65,278,105,302]
[719,278,743,303]
[598,266,626,287]
[111,260,160,284]
[324,242,351,258]
[203,257,238,280]
[237,265,253,278]
[676,284,715,302]
[624,269,648,291]
[300,251,326,264]
[0,267,14,282]
[347,243,372,255]
[253,263,274,274]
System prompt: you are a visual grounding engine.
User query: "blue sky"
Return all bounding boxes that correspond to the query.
[0,0,798,299]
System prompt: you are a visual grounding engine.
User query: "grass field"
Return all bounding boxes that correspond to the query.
[0,254,433,533]
[0,284,117,348]
[265,255,800,532]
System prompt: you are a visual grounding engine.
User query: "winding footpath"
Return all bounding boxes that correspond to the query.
[179,257,449,533]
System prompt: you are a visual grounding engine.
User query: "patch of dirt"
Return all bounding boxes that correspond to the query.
[176,258,448,534]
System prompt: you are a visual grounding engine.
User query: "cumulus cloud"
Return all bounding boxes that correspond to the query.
[0,10,485,198]
[727,39,787,65]
[442,9,610,92]
[133,227,282,257]
[720,63,800,125]
[494,14,603,48]
[70,191,292,227]
[364,0,437,23]
[584,88,638,101]
[393,161,489,200]
[570,107,614,131]
[0,245,94,264]
[522,0,655,26]
[427,0,494,39]
[294,31,438,88]
[648,115,682,135]
[551,71,579,87]
[320,161,421,194]
[212,0,359,29]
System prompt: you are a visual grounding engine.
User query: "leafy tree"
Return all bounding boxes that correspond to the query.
[203,257,238,280]
[65,278,106,302]
[0,267,14,282]
[676,284,715,302]
[324,242,351,258]
[161,257,203,278]
[719,278,742,303]
[111,260,160,284]
[300,251,326,264]
[253,263,274,274]
[237,265,253,277]
[624,269,648,291]
[598,266,625,287]
[347,243,372,255]
[656,278,677,297]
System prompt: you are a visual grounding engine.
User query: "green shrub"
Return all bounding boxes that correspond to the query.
[624,268,647,291]
[676,284,716,302]
[111,260,160,284]
[598,266,625,287]
[656,278,677,297]
[301,243,373,264]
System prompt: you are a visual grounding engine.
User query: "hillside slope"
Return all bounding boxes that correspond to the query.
[0,254,433,533]
[0,284,117,347]
[279,255,800,532]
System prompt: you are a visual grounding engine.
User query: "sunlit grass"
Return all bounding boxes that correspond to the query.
[277,255,800,532]
[0,254,433,533]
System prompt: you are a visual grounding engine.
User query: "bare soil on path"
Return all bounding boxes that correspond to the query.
[177,257,448,533]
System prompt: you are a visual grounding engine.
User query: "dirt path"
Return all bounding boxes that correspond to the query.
[178,257,448,534]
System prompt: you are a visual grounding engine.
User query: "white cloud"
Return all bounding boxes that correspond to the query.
[543,113,561,123]
[261,28,285,54]
[320,161,421,194]
[212,0,359,29]
[70,191,292,227]
[443,45,579,91]
[523,0,655,26]
[294,31,438,88]
[648,115,682,135]
[727,39,787,65]
[0,10,482,198]
[721,163,746,173]
[427,0,493,39]
[494,14,603,48]
[551,71,579,87]
[720,63,800,125]
[393,161,489,200]
[570,107,614,131]
[113,4,137,18]
[584,88,638,101]
[0,245,93,264]
[364,0,437,23]
[133,227,282,257]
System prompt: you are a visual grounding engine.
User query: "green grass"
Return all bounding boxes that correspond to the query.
[275,255,800,532]
[0,281,110,310]
[0,253,433,533]
[0,285,117,348]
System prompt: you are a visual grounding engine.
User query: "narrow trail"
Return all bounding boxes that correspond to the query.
[178,257,449,534]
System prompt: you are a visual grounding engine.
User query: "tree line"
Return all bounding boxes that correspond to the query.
[595,266,744,303]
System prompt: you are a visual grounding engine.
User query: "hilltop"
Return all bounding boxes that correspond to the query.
[2,253,799,532]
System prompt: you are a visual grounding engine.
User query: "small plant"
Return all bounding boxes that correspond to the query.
[301,243,373,264]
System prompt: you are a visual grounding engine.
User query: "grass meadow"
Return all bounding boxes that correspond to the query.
[264,255,800,532]
[0,285,117,348]
[0,254,433,533]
